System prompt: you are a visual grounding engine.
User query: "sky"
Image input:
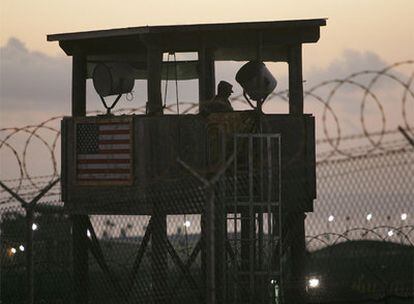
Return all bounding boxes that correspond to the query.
[1,0,413,122]
[0,0,413,118]
[0,0,414,60]
[1,0,414,63]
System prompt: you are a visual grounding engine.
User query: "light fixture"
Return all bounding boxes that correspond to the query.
[366,213,372,221]
[19,245,25,252]
[183,220,191,228]
[235,61,277,112]
[387,230,394,237]
[87,230,91,238]
[328,215,334,222]
[32,223,38,231]
[308,277,320,289]
[11,247,17,254]
[92,63,135,115]
[270,279,280,302]
[401,213,407,221]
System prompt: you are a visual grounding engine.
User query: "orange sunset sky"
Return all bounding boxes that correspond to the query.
[1,0,413,65]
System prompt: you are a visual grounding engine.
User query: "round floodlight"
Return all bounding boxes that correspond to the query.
[19,245,25,252]
[401,213,407,221]
[387,230,394,237]
[328,215,334,222]
[87,230,91,238]
[183,220,191,228]
[32,223,38,231]
[11,247,17,254]
[93,63,134,97]
[235,61,277,102]
[366,213,373,221]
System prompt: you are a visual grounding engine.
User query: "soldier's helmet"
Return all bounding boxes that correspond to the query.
[217,81,233,94]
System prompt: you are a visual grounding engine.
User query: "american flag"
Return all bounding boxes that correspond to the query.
[75,119,133,184]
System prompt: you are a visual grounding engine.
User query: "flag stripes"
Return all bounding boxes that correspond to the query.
[76,120,133,183]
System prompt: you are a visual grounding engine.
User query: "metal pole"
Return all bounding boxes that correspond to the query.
[0,178,59,304]
[177,157,233,304]
[25,207,34,304]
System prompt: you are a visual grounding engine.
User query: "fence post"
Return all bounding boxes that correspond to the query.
[0,178,59,304]
[25,207,34,304]
[177,156,233,304]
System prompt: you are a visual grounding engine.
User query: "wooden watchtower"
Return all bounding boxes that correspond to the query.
[48,18,326,304]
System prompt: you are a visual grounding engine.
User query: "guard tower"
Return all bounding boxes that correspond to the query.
[48,18,326,304]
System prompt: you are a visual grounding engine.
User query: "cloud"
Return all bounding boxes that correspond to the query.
[305,49,390,86]
[0,38,71,115]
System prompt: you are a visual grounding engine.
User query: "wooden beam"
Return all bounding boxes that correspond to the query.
[283,212,307,303]
[205,186,216,304]
[86,219,125,298]
[72,215,89,304]
[215,199,226,303]
[72,54,87,117]
[198,46,216,110]
[71,53,89,304]
[201,210,207,301]
[287,44,308,303]
[288,44,304,115]
[151,209,168,303]
[146,47,163,115]
[128,218,152,292]
[165,238,203,302]
[169,238,202,300]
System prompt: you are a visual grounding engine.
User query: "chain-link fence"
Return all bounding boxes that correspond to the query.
[1,134,413,304]
[1,60,413,303]
[305,142,414,303]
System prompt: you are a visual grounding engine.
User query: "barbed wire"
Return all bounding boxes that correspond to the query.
[258,61,414,162]
[306,225,414,250]
[1,61,413,204]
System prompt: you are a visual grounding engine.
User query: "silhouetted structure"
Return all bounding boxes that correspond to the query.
[48,18,326,304]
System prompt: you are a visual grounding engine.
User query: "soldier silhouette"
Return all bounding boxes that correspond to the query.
[200,81,234,115]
